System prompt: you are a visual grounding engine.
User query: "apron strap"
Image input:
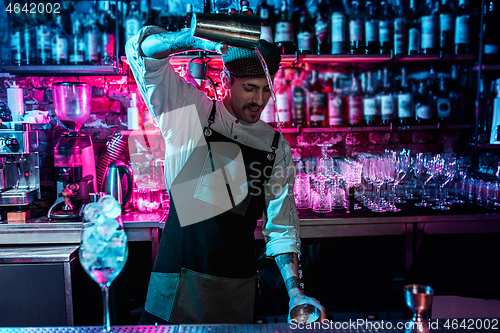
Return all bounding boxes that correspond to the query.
[204,101,217,137]
[267,131,280,161]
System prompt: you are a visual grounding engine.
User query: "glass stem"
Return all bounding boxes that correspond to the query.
[102,285,110,333]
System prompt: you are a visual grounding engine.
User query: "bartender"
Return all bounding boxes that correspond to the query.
[125,21,325,324]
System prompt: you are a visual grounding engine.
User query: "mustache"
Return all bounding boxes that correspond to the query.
[244,103,264,109]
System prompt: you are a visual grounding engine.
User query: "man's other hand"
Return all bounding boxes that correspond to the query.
[288,293,326,323]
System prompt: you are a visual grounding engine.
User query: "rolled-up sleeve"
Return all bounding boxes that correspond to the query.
[124,26,211,133]
[261,139,300,257]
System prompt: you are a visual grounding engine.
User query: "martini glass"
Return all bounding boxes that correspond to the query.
[79,198,128,333]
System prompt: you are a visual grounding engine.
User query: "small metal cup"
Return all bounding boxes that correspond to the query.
[191,13,261,50]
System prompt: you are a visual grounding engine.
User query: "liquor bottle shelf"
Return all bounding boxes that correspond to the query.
[121,54,476,69]
[473,64,500,71]
[1,64,124,76]
[477,143,500,149]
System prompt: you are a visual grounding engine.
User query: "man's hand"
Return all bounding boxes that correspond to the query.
[288,293,326,323]
[274,253,327,323]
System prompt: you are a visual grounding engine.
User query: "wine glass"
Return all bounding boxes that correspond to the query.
[79,196,129,333]
[414,153,433,207]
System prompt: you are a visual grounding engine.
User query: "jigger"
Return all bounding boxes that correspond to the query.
[191,13,261,50]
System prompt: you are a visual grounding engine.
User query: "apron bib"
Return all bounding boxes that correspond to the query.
[145,102,280,324]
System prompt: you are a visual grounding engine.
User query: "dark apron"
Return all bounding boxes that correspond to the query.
[145,102,280,324]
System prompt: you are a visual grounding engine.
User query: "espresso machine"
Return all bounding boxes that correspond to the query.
[48,82,97,219]
[0,123,41,208]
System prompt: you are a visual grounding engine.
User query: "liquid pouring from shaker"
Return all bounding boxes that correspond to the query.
[191,13,261,50]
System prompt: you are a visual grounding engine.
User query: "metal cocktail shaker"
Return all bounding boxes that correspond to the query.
[191,13,261,50]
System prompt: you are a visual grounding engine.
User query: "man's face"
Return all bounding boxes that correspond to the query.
[224,76,273,124]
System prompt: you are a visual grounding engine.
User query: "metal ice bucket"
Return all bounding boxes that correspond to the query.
[191,13,261,50]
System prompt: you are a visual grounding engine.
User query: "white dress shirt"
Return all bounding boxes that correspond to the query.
[125,26,299,257]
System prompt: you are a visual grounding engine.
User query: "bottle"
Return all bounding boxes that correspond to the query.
[125,2,142,42]
[7,82,24,122]
[397,67,414,125]
[478,78,490,143]
[204,0,212,13]
[454,0,470,54]
[415,81,434,124]
[363,72,381,125]
[308,69,328,127]
[298,10,315,55]
[393,0,408,56]
[349,0,364,55]
[449,65,463,123]
[290,70,308,127]
[380,68,395,125]
[484,1,500,64]
[51,16,69,65]
[70,19,85,65]
[261,99,276,127]
[378,0,394,55]
[274,0,296,54]
[144,9,161,27]
[428,66,438,100]
[10,30,21,66]
[348,74,364,126]
[408,0,420,54]
[36,24,52,65]
[435,77,452,123]
[315,0,331,54]
[180,4,193,32]
[420,0,438,54]
[328,77,346,126]
[21,28,35,66]
[438,0,456,56]
[85,12,100,65]
[275,68,291,127]
[100,1,116,65]
[489,79,500,144]
[240,0,251,14]
[364,0,380,55]
[330,0,347,54]
[128,93,140,130]
[259,0,274,43]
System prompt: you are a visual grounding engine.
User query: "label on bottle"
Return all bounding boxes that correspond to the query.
[52,35,68,61]
[409,27,420,52]
[455,15,470,44]
[416,104,432,119]
[298,31,314,51]
[87,33,99,61]
[363,97,378,116]
[315,16,328,43]
[440,14,455,34]
[275,22,294,43]
[70,38,85,64]
[394,18,407,55]
[365,21,378,42]
[348,97,364,124]
[261,99,275,124]
[292,87,307,122]
[381,94,394,119]
[379,20,393,42]
[328,93,345,125]
[421,15,437,49]
[331,12,346,54]
[276,92,290,122]
[436,97,451,118]
[484,44,499,55]
[349,20,363,42]
[309,92,327,121]
[125,18,140,42]
[261,25,273,43]
[260,8,269,20]
[398,93,413,118]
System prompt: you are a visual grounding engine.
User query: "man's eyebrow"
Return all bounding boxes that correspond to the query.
[243,83,270,89]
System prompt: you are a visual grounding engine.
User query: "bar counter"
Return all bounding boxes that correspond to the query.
[1,204,499,271]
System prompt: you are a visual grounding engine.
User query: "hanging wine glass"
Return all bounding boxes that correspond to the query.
[79,196,129,333]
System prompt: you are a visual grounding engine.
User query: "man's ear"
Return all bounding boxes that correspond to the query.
[220,70,230,91]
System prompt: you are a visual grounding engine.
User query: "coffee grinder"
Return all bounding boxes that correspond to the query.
[48,82,97,219]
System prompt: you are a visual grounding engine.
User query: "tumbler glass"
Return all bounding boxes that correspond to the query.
[311,175,332,213]
[294,173,311,209]
[134,186,161,213]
